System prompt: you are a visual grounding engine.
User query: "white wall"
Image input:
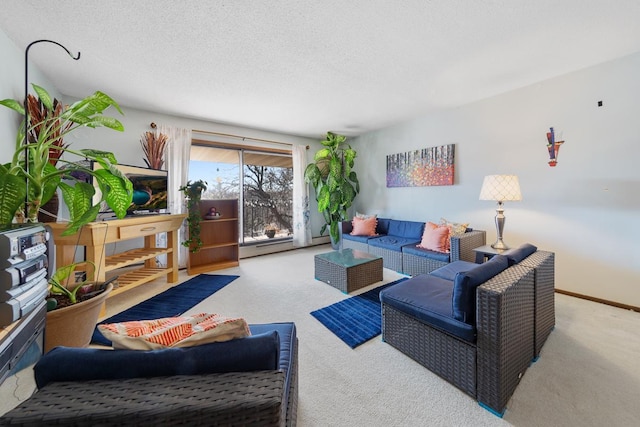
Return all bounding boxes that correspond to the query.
[352,52,640,307]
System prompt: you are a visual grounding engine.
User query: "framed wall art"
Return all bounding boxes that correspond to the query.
[386,144,455,187]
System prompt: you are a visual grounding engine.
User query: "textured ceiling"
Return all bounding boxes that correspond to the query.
[2,1,640,138]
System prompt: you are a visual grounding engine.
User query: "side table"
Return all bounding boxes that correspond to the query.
[472,244,509,263]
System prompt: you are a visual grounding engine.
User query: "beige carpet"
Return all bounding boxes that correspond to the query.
[2,245,639,426]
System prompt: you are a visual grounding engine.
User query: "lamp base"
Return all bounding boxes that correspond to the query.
[490,239,510,250]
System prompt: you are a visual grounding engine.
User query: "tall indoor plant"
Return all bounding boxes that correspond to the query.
[304,131,359,247]
[0,84,133,235]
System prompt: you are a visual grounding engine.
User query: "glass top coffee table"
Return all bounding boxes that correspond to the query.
[314,248,383,293]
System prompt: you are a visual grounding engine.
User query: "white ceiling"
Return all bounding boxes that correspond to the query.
[2,1,640,138]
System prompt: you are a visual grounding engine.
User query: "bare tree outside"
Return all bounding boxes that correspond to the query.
[189,148,293,244]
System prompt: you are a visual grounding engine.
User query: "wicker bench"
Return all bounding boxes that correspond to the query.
[0,323,298,427]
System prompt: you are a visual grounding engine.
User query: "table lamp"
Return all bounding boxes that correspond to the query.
[479,175,522,250]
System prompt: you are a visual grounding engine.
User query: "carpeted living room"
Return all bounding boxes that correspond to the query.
[1,2,639,426]
[2,248,639,426]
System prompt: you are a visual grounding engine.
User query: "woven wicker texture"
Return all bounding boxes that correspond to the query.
[0,371,288,427]
[476,265,535,414]
[314,253,383,293]
[402,230,487,276]
[519,250,555,357]
[286,339,299,426]
[382,304,477,396]
[368,246,403,272]
[449,230,487,262]
[342,239,368,252]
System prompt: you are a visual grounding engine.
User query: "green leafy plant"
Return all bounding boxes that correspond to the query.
[179,179,208,252]
[304,131,359,245]
[0,84,133,235]
[46,261,96,310]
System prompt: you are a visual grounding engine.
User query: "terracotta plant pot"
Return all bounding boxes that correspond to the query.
[44,282,113,353]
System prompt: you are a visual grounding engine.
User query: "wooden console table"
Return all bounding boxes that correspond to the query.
[48,214,186,299]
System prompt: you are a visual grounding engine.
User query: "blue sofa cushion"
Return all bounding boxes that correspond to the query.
[430,260,479,281]
[380,274,476,343]
[34,329,281,389]
[377,218,391,235]
[452,255,509,324]
[368,235,421,252]
[402,245,451,263]
[388,219,425,240]
[505,243,538,266]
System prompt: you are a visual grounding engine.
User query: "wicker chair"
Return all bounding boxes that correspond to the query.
[381,264,536,416]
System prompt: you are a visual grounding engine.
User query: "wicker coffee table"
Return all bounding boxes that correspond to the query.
[314,248,383,293]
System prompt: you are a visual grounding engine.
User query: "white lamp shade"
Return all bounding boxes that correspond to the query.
[479,175,522,202]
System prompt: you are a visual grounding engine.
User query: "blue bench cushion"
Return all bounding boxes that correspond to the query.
[250,322,296,373]
[368,235,421,252]
[402,245,451,263]
[388,219,425,240]
[505,243,538,266]
[380,274,476,343]
[453,255,509,324]
[430,260,479,281]
[34,323,297,389]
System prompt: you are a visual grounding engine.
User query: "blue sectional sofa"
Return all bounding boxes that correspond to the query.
[340,218,486,275]
[380,244,554,416]
[0,322,298,427]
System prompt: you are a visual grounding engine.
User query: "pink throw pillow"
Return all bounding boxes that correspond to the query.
[351,216,378,236]
[417,221,450,252]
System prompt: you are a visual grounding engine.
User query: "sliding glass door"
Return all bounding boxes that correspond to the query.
[189,144,293,245]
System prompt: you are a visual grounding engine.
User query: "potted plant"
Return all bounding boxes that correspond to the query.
[304,131,360,248]
[179,179,208,252]
[264,224,277,239]
[0,84,134,235]
[44,261,115,352]
[1,84,132,351]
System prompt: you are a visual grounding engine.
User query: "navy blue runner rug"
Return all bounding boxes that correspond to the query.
[310,278,408,349]
[91,274,239,346]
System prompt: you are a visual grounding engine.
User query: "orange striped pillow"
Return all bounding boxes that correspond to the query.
[98,313,250,350]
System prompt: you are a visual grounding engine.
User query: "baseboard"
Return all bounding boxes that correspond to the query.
[556,289,640,313]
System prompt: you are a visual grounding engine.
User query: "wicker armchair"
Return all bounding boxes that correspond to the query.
[381,264,536,416]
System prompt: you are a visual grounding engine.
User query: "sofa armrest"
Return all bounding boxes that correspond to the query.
[450,230,486,262]
[476,264,535,415]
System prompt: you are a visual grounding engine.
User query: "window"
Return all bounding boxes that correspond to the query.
[189,144,293,245]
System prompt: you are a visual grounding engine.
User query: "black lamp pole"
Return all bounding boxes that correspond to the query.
[23,39,80,218]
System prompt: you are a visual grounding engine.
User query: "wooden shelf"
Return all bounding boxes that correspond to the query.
[49,214,186,301]
[187,199,239,275]
[105,247,172,271]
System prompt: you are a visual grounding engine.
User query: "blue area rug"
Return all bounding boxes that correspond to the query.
[310,278,408,349]
[91,274,239,346]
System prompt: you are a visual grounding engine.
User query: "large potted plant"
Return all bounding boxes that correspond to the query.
[44,261,114,352]
[304,131,359,248]
[0,84,133,235]
[0,84,133,351]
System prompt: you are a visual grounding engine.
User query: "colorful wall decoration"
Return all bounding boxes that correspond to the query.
[386,144,455,187]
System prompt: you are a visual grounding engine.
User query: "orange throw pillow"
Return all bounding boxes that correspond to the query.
[417,221,450,252]
[351,216,378,236]
[98,313,250,350]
